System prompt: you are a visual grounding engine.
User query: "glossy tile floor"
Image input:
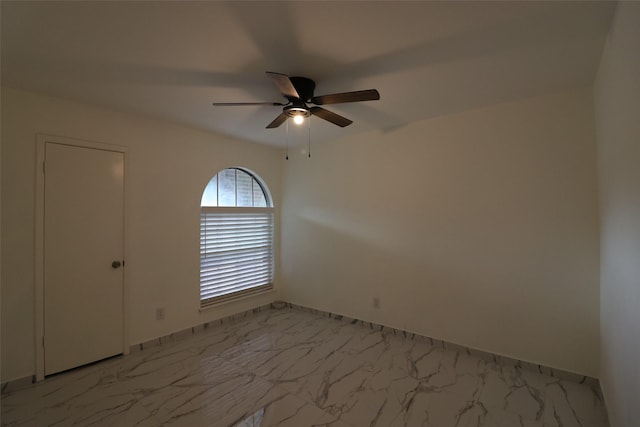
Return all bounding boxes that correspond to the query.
[1,307,608,426]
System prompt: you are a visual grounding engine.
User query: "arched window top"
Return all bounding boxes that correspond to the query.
[201,168,272,208]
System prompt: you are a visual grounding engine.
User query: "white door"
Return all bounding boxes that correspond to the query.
[44,142,124,376]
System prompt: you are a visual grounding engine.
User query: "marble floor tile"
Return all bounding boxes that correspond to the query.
[1,307,609,427]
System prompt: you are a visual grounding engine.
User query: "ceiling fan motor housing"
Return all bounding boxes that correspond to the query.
[289,77,316,102]
[281,77,315,117]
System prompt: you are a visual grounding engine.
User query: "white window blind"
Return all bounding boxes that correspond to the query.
[200,208,274,306]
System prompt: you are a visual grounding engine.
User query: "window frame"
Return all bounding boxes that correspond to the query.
[199,168,274,308]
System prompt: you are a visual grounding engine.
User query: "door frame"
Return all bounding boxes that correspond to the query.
[35,134,129,381]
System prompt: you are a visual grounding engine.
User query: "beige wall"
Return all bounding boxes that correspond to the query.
[594,3,640,426]
[0,88,282,382]
[1,83,604,382]
[282,87,600,376]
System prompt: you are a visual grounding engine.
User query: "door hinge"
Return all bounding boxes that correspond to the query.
[42,336,45,347]
[43,162,45,174]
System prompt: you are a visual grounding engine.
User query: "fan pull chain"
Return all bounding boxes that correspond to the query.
[285,120,289,160]
[307,116,311,158]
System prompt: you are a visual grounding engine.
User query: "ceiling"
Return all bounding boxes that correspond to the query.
[1,1,616,147]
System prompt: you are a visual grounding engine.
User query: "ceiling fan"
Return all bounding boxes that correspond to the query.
[213,72,380,129]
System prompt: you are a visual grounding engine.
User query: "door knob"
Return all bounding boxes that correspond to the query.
[111,260,122,269]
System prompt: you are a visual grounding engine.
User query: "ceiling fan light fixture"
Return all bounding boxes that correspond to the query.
[284,105,310,125]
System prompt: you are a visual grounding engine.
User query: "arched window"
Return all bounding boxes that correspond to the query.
[200,168,274,306]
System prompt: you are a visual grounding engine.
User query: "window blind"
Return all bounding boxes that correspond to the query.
[200,209,274,306]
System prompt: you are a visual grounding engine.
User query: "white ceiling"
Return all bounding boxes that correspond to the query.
[1,1,615,147]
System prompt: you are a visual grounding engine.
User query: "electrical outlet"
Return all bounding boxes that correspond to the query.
[372,297,381,309]
[156,307,165,320]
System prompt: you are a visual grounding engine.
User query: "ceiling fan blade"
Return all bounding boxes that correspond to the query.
[310,107,353,127]
[213,102,285,106]
[266,71,300,99]
[266,112,288,129]
[311,89,380,105]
